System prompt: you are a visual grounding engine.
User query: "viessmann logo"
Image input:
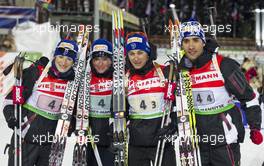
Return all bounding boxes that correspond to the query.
[37,82,67,92]
[128,77,165,94]
[191,72,220,84]
[90,80,113,92]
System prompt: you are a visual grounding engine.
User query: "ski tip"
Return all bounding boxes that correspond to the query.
[112,11,118,30]
[120,10,124,29]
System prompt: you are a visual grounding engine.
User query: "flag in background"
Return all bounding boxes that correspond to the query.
[0,6,36,29]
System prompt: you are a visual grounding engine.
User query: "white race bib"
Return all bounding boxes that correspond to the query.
[90,95,111,115]
[128,93,164,114]
[193,90,215,106]
[36,94,62,113]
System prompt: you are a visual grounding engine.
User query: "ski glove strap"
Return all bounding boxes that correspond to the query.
[164,82,176,101]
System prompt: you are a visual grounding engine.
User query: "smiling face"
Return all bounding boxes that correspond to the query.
[182,36,205,62]
[128,49,149,70]
[92,56,112,74]
[54,55,74,73]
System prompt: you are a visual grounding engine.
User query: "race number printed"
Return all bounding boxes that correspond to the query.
[90,95,111,114]
[193,90,215,106]
[36,94,62,113]
[128,93,163,114]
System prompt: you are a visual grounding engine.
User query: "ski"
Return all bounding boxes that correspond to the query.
[168,18,202,166]
[83,57,103,166]
[112,10,128,166]
[83,61,103,166]
[72,30,90,166]
[72,33,103,166]
[48,25,88,166]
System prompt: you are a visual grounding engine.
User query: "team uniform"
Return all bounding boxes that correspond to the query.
[125,33,176,166]
[86,39,115,166]
[3,39,78,166]
[179,20,263,166]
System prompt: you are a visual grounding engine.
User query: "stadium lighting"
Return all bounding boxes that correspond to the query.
[169,4,178,21]
[169,4,175,9]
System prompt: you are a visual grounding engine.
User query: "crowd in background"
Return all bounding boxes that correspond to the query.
[241,57,263,98]
[1,0,264,38]
[48,0,264,38]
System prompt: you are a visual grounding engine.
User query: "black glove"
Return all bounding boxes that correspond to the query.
[108,142,121,155]
[107,123,126,155]
[157,125,177,137]
[154,112,178,141]
[154,124,177,144]
[245,106,262,130]
[7,116,19,130]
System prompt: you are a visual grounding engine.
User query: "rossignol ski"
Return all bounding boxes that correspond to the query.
[169,18,202,166]
[48,26,88,166]
[72,30,89,166]
[72,32,103,166]
[112,10,128,166]
[83,58,103,166]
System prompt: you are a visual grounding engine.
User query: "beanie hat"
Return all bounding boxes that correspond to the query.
[125,33,151,55]
[54,39,78,62]
[90,39,113,59]
[179,20,206,45]
[90,39,113,77]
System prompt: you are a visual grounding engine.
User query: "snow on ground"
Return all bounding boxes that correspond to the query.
[0,99,263,166]
[240,129,264,166]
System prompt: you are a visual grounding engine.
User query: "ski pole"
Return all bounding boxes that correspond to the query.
[13,57,18,166]
[154,62,175,166]
[13,53,25,166]
[208,7,217,40]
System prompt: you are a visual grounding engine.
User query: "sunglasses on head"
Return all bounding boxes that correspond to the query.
[92,51,111,58]
[57,47,76,57]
